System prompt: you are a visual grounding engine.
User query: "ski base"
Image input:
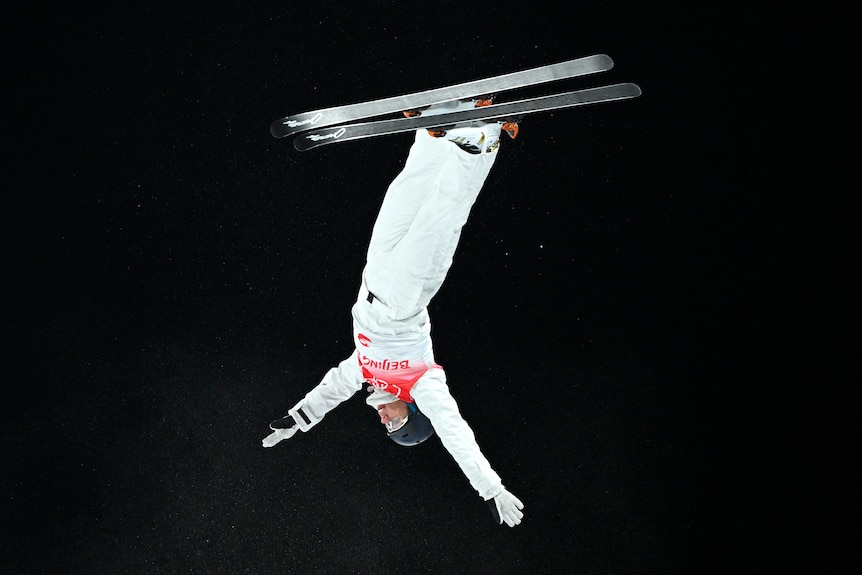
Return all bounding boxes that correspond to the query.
[293,83,641,152]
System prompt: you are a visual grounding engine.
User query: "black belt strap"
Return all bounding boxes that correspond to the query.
[296,408,312,426]
[366,290,375,304]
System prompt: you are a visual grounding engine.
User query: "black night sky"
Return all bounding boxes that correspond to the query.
[4,3,843,574]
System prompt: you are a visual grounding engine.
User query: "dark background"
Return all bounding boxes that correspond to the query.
[3,2,844,574]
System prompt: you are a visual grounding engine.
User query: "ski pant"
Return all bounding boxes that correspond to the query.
[360,129,499,322]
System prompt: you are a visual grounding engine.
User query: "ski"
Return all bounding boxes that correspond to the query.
[293,82,641,152]
[271,54,614,139]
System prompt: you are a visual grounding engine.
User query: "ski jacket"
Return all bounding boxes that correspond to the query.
[352,309,441,403]
[287,309,502,499]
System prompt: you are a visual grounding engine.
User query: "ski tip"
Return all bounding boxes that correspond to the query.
[597,53,614,70]
[614,82,642,99]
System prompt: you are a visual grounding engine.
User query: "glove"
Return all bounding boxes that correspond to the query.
[486,488,524,527]
[261,415,299,448]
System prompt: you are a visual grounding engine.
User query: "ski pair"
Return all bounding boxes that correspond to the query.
[270,54,641,151]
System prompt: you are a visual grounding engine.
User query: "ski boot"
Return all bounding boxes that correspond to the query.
[405,98,519,154]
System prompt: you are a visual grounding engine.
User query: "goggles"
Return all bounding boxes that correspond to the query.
[385,413,410,434]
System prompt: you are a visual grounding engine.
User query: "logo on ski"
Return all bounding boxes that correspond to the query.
[284,112,323,128]
[305,127,347,142]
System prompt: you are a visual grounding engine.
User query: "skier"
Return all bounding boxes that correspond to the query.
[262,102,525,528]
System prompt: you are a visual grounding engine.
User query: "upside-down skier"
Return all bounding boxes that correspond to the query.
[262,102,525,527]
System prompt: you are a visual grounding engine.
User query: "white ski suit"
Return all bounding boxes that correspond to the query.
[286,129,504,500]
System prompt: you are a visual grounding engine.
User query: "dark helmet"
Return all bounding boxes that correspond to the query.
[387,403,435,447]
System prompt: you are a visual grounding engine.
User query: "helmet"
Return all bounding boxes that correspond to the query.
[386,403,435,447]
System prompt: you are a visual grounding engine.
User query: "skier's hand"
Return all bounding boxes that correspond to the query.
[486,488,524,527]
[262,415,299,448]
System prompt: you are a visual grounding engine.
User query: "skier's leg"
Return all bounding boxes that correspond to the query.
[364,127,499,319]
[365,130,449,267]
[365,101,510,265]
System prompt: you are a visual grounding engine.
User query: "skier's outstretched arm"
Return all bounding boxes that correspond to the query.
[262,350,364,447]
[410,369,525,527]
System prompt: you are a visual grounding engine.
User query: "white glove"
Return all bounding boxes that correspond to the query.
[487,488,524,527]
[261,416,299,448]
